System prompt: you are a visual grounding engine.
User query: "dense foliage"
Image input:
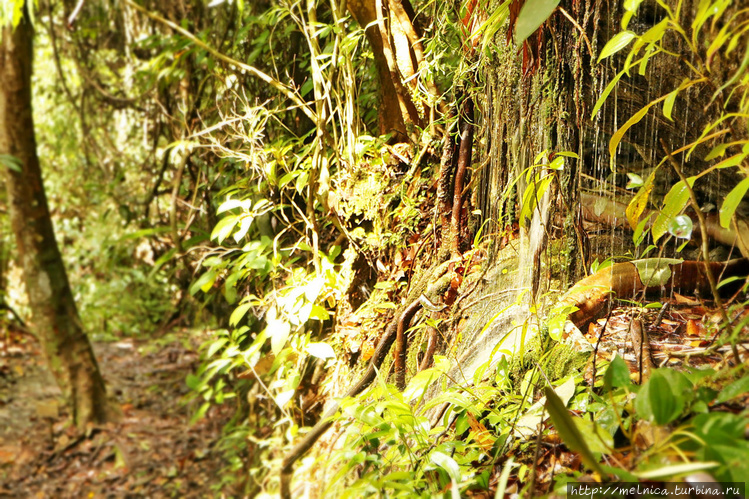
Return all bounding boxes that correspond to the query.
[1,0,748,497]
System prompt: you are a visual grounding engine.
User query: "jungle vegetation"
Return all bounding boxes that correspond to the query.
[1,0,748,496]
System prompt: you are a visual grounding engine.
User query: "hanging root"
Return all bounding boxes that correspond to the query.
[280,261,453,499]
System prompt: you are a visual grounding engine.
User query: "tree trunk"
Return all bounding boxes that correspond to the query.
[347,0,428,141]
[0,5,112,428]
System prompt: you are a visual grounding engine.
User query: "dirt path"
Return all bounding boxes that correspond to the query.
[0,327,232,498]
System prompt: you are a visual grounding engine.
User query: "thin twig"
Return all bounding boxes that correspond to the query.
[122,0,316,122]
[557,7,594,58]
[661,138,739,362]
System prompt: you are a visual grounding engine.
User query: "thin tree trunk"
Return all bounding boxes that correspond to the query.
[0,5,112,428]
[347,0,424,140]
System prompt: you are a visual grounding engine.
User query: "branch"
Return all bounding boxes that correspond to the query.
[121,0,317,123]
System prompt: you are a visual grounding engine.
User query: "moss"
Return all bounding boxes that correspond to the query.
[509,327,590,385]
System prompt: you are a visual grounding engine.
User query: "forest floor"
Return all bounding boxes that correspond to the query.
[0,326,232,498]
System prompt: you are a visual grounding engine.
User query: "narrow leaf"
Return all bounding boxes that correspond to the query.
[598,31,636,61]
[719,177,749,228]
[610,102,657,157]
[0,154,22,172]
[662,88,678,121]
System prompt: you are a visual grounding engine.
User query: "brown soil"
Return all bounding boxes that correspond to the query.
[0,327,232,498]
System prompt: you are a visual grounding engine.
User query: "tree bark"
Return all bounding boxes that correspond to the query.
[0,5,112,428]
[347,0,425,141]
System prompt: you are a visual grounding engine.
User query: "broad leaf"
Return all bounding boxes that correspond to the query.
[545,386,607,476]
[514,0,560,45]
[626,170,656,229]
[306,342,335,359]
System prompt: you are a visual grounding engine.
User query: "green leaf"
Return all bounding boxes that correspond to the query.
[704,143,730,161]
[719,177,749,228]
[598,31,636,61]
[572,418,614,454]
[267,319,291,356]
[186,373,203,390]
[609,102,655,157]
[190,268,218,295]
[662,87,678,121]
[544,386,607,477]
[230,303,253,327]
[634,462,719,480]
[652,178,696,242]
[211,215,240,244]
[205,337,228,359]
[555,151,579,159]
[217,198,244,214]
[626,172,644,189]
[519,174,553,227]
[514,0,561,45]
[591,68,626,118]
[632,258,682,287]
[604,355,632,391]
[635,369,690,425]
[711,38,749,103]
[715,376,749,404]
[0,154,22,172]
[430,451,461,499]
[404,369,437,402]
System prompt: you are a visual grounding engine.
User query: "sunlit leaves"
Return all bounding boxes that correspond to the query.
[598,31,636,61]
[430,452,461,499]
[306,342,335,359]
[190,268,218,295]
[267,316,291,356]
